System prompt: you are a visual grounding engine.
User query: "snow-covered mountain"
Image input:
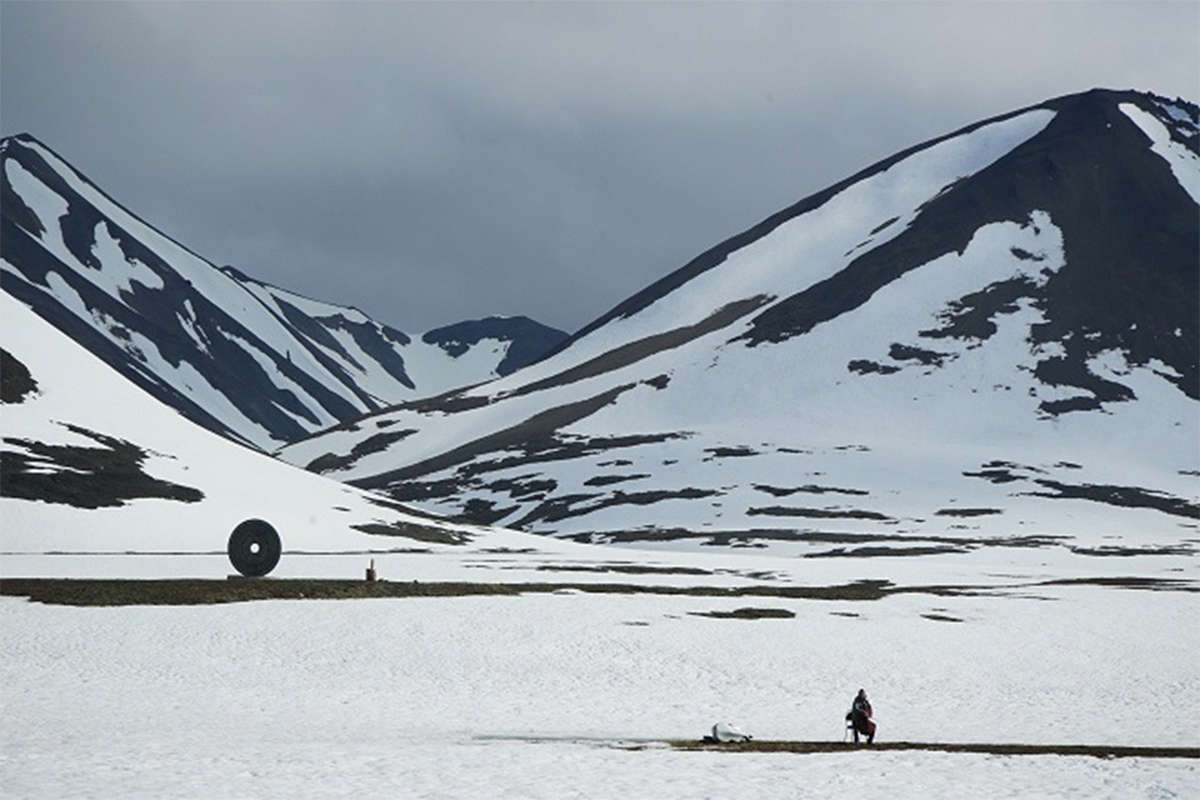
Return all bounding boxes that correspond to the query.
[0,289,500,555]
[0,134,566,450]
[280,89,1199,550]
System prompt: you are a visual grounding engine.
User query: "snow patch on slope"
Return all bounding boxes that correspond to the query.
[1121,102,1200,202]
[224,331,340,429]
[89,221,164,295]
[403,337,515,395]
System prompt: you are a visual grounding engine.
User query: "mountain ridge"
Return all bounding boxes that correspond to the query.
[548,88,1194,357]
[1,133,567,449]
[277,88,1198,550]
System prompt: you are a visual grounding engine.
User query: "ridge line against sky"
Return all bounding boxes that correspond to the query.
[2,1,1197,334]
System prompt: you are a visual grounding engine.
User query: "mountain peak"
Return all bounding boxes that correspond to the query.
[278,89,1198,549]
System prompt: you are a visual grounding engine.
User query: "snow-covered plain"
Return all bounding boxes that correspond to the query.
[2,559,1197,799]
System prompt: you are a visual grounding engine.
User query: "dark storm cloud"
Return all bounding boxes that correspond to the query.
[2,2,1197,332]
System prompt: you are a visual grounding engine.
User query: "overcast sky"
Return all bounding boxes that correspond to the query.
[2,2,1197,334]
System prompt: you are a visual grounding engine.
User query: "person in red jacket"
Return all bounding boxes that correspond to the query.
[846,688,876,743]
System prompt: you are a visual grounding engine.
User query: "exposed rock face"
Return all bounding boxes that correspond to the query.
[0,348,38,403]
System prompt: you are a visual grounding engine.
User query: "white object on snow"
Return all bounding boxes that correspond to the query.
[711,722,752,743]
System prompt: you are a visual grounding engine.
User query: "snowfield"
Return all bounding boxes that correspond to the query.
[1,518,1197,797]
[1,556,1197,798]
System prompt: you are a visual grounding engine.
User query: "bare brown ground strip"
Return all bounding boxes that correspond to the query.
[352,382,638,489]
[0,575,1193,607]
[505,295,771,398]
[669,740,1200,759]
[0,578,893,606]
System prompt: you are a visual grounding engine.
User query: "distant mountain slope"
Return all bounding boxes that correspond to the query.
[0,134,565,449]
[421,316,570,379]
[0,290,492,554]
[223,265,566,402]
[279,89,1199,551]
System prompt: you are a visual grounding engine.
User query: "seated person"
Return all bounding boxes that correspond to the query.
[846,688,876,743]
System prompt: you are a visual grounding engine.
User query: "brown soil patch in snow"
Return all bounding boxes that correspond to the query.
[668,740,1200,759]
[689,607,796,620]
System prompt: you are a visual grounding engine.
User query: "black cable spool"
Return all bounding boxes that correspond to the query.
[227,519,282,577]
